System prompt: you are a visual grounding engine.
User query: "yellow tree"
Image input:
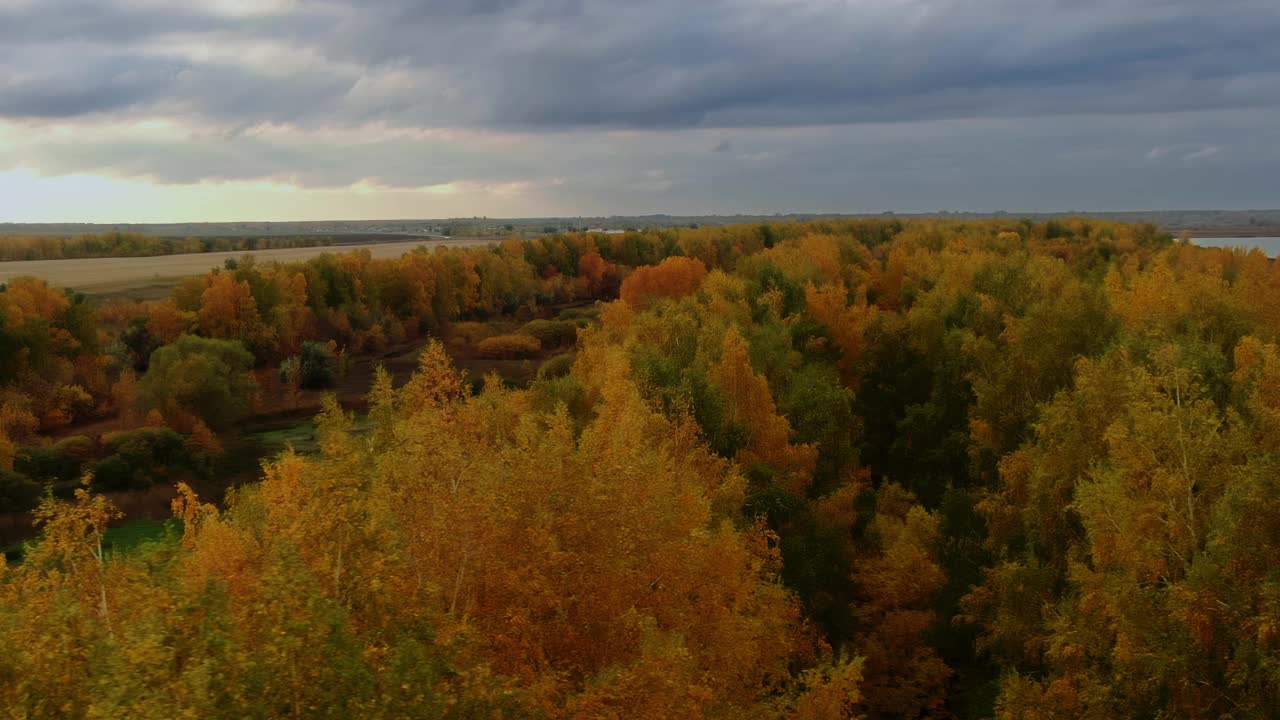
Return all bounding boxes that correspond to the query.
[710,328,817,495]
[805,283,877,384]
[620,256,708,309]
[368,340,822,714]
[0,277,70,327]
[0,486,124,718]
[197,272,262,341]
[144,298,190,344]
[851,484,951,718]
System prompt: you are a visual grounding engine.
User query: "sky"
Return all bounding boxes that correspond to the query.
[0,0,1278,222]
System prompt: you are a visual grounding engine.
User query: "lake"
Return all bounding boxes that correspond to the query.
[1191,237,1280,257]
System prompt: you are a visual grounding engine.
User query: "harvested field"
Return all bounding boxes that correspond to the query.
[0,238,493,296]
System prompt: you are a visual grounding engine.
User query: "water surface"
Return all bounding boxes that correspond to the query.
[1191,237,1280,257]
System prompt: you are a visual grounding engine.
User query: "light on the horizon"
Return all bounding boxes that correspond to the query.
[0,169,545,223]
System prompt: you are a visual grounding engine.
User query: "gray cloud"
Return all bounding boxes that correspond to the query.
[2,0,1278,129]
[5,108,1278,211]
[1,0,1279,214]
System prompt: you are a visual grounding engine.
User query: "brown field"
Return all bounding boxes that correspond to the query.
[0,238,494,297]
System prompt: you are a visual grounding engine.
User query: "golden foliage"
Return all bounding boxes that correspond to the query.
[197,272,261,340]
[475,333,542,359]
[710,328,817,494]
[620,256,708,309]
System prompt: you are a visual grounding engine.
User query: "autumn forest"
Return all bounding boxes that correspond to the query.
[1,218,1278,719]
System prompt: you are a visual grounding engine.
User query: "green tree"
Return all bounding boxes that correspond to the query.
[139,335,256,430]
[298,340,338,389]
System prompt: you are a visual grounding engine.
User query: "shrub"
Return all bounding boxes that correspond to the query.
[538,352,576,379]
[0,469,41,513]
[451,321,494,344]
[530,374,590,421]
[15,445,82,484]
[520,319,579,348]
[105,426,189,467]
[54,435,95,459]
[297,341,337,389]
[93,427,193,492]
[476,334,542,359]
[187,420,224,470]
[91,455,144,492]
[279,355,301,386]
[557,305,600,325]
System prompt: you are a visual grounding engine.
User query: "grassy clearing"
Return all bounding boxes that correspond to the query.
[243,413,372,459]
[248,420,321,456]
[4,517,181,566]
[103,518,181,553]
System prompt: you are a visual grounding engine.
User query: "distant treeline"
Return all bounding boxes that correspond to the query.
[0,232,364,262]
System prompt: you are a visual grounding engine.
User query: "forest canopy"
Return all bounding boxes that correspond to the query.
[2,218,1279,718]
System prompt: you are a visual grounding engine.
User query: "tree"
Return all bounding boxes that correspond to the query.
[364,343,823,713]
[710,328,817,495]
[144,298,190,345]
[110,369,139,422]
[620,256,708,309]
[297,340,338,389]
[852,485,952,718]
[781,363,858,492]
[197,272,270,353]
[0,277,70,329]
[0,468,40,512]
[139,335,256,430]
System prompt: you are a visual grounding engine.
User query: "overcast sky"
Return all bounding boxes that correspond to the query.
[1,0,1278,222]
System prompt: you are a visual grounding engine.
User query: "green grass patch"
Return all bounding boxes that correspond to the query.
[103,518,182,554]
[249,421,321,456]
[4,517,181,566]
[243,414,372,459]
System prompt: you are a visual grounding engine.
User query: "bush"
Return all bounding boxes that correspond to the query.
[530,374,590,422]
[93,427,193,492]
[476,334,542,359]
[451,321,494,344]
[538,353,576,379]
[557,306,599,325]
[279,355,301,386]
[298,341,338,388]
[91,455,145,492]
[15,445,82,484]
[280,341,338,390]
[520,320,578,348]
[0,469,41,513]
[54,435,95,459]
[105,427,189,466]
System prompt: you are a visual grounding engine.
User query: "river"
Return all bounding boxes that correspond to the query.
[1190,237,1280,257]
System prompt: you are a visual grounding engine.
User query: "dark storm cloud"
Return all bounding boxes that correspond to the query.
[3,0,1280,213]
[1,0,1278,129]
[10,108,1278,208]
[0,1,230,45]
[0,54,183,118]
